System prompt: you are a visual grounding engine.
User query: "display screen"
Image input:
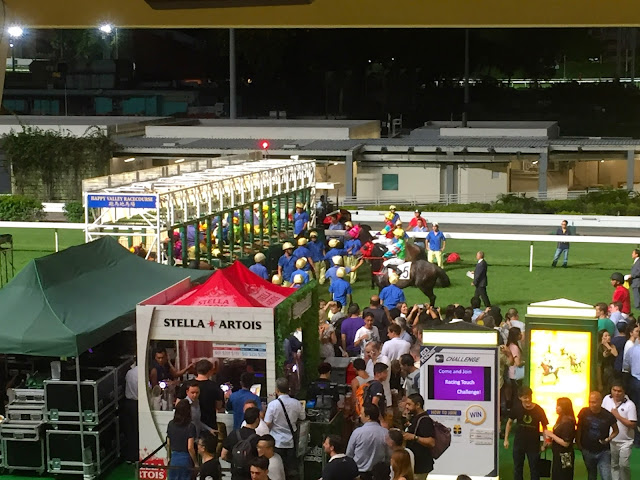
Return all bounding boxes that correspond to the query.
[428,365,491,401]
[530,329,591,424]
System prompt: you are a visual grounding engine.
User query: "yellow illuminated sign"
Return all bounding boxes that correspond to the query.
[530,329,591,425]
[6,0,640,28]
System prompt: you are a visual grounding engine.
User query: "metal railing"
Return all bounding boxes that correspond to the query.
[342,189,599,207]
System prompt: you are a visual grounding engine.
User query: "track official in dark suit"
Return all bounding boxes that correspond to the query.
[631,249,640,310]
[473,251,491,307]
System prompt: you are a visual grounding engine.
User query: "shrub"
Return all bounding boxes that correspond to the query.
[63,201,85,223]
[0,195,44,221]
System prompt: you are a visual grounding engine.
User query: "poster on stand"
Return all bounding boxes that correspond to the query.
[420,331,498,480]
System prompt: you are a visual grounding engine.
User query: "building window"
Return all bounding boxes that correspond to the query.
[382,174,399,191]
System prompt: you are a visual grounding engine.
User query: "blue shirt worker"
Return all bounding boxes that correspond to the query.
[379,273,406,309]
[291,258,310,285]
[278,242,297,285]
[293,203,310,237]
[344,234,362,257]
[292,274,304,289]
[426,222,446,268]
[293,237,314,272]
[324,238,345,267]
[329,268,352,307]
[552,219,571,268]
[308,231,326,285]
[227,372,261,430]
[249,252,269,280]
[325,256,352,284]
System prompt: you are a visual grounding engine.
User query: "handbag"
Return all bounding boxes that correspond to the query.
[538,449,552,478]
[514,365,525,380]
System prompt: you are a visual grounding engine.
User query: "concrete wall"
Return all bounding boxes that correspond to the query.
[146,120,380,140]
[356,164,441,200]
[458,164,508,199]
[510,171,569,195]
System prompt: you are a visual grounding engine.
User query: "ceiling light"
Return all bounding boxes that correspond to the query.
[99,24,113,34]
[175,158,185,163]
[7,26,24,38]
[123,157,136,163]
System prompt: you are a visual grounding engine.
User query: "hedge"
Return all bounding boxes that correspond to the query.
[0,195,44,221]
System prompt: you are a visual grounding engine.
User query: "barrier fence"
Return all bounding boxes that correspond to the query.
[1,220,638,273]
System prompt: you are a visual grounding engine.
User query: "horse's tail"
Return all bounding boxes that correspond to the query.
[436,266,451,287]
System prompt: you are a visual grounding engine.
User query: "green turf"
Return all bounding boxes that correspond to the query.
[341,239,635,315]
[0,227,86,275]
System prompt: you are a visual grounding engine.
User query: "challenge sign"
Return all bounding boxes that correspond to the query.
[421,331,499,479]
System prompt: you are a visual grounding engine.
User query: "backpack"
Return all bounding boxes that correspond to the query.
[354,380,373,417]
[431,420,452,459]
[412,414,451,460]
[231,430,258,474]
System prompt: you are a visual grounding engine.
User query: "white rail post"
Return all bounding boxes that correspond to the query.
[529,242,534,272]
[55,229,59,252]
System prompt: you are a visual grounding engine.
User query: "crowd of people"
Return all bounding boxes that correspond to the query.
[158,207,640,480]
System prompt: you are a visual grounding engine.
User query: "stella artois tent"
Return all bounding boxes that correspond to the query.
[136,260,318,467]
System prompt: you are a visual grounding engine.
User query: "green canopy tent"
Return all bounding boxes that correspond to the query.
[0,236,211,477]
[0,236,211,357]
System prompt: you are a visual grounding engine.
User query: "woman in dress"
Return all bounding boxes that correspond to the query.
[505,326,524,413]
[390,449,414,480]
[544,397,576,480]
[319,311,337,359]
[167,399,197,480]
[598,329,618,393]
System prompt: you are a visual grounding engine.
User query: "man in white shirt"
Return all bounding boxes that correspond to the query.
[123,363,138,463]
[365,341,392,407]
[256,434,285,480]
[381,323,411,361]
[265,378,305,480]
[354,312,380,358]
[602,381,637,480]
[241,399,269,435]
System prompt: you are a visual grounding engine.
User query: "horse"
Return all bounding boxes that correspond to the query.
[361,242,451,306]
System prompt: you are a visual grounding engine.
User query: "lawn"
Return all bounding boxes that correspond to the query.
[330,239,635,315]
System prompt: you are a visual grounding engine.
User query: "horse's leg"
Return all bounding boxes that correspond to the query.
[418,283,436,306]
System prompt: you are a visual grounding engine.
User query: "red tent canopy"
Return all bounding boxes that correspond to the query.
[170,261,294,308]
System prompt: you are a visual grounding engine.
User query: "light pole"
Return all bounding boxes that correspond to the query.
[99,24,118,60]
[8,26,24,72]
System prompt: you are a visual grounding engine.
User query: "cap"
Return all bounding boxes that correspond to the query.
[390,205,397,210]
[344,221,353,228]
[332,255,343,266]
[414,209,421,214]
[293,274,304,284]
[297,237,308,246]
[395,220,402,226]
[310,231,318,237]
[271,274,283,285]
[295,202,304,209]
[328,238,339,248]
[262,204,270,211]
[611,272,624,283]
[433,221,439,226]
[295,258,307,269]
[254,252,266,263]
[253,203,260,210]
[384,212,394,221]
[336,267,346,278]
[393,228,404,237]
[389,272,399,284]
[282,242,294,250]
[233,216,239,224]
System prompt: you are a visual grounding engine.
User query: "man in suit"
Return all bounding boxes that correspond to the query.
[472,251,491,307]
[631,249,640,310]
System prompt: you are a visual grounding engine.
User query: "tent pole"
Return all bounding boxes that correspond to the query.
[75,355,90,479]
